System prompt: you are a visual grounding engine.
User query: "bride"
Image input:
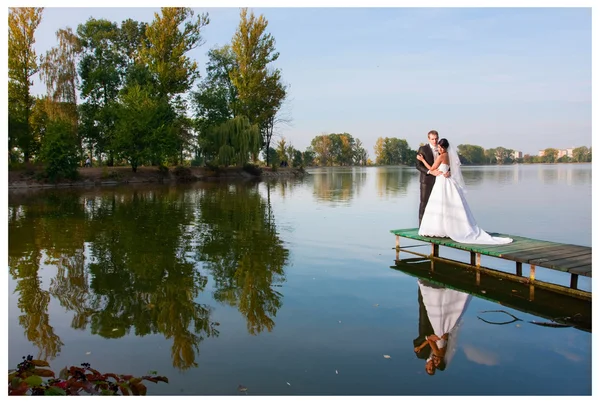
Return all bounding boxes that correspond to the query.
[415,139,512,245]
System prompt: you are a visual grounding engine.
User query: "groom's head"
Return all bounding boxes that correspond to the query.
[427,130,439,147]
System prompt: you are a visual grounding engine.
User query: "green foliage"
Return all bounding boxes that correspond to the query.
[373,137,412,166]
[8,7,44,163]
[8,354,168,395]
[457,144,486,165]
[206,116,260,167]
[141,7,209,98]
[39,118,80,181]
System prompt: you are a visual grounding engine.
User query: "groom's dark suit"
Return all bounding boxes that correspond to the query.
[416,144,437,226]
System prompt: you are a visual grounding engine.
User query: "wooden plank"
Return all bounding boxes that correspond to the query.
[505,246,591,262]
[539,254,592,270]
[495,243,569,258]
[568,265,591,276]
[528,250,592,265]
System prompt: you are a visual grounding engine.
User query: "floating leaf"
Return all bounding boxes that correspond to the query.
[45,386,67,396]
[237,385,248,392]
[335,370,338,374]
[286,382,291,386]
[373,304,379,307]
[86,352,91,355]
[24,375,43,387]
[31,359,50,367]
[383,355,391,359]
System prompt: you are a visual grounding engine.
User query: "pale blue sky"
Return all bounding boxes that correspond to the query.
[29,7,592,156]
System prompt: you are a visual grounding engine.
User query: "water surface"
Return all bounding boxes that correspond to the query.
[7,164,592,395]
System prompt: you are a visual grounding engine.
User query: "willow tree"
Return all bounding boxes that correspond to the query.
[208,116,260,167]
[8,7,44,163]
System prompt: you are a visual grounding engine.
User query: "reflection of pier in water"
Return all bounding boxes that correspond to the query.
[391,257,591,333]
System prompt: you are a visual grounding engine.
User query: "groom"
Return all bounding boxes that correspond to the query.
[416,130,448,226]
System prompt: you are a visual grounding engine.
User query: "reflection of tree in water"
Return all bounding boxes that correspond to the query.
[461,168,484,187]
[85,189,218,371]
[312,168,367,204]
[7,193,79,362]
[194,182,289,335]
[8,188,220,371]
[375,167,414,198]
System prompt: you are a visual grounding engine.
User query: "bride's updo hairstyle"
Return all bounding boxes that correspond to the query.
[438,138,449,150]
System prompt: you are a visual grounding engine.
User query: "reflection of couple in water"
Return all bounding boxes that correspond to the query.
[413,279,472,376]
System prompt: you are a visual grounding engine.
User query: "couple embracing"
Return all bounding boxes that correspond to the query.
[415,130,512,245]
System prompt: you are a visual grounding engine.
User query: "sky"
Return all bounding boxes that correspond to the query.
[14,2,595,157]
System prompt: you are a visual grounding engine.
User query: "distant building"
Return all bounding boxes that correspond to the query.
[513,151,523,159]
[538,150,545,157]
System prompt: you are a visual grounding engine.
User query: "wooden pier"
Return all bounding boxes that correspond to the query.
[390,228,591,298]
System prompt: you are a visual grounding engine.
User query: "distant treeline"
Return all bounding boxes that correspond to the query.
[284,136,592,167]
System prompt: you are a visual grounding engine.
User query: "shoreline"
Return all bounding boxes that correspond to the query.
[8,165,307,191]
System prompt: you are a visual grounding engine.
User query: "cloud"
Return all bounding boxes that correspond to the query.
[462,344,500,366]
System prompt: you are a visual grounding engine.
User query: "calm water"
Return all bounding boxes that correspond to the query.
[7,164,592,395]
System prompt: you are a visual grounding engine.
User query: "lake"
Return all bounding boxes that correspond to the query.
[7,163,592,395]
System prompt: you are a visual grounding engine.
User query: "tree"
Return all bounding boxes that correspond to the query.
[457,144,486,165]
[542,148,559,163]
[373,136,412,165]
[352,139,368,166]
[38,27,82,177]
[113,84,160,172]
[77,18,125,165]
[572,146,591,163]
[230,8,287,163]
[374,137,385,165]
[8,7,44,163]
[302,149,315,166]
[276,137,288,162]
[140,7,209,99]
[205,116,261,167]
[484,148,497,164]
[40,27,81,138]
[311,135,333,166]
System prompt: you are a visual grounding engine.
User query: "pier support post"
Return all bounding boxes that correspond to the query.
[431,244,439,257]
[475,269,481,286]
[395,235,399,249]
[570,273,579,289]
[529,284,535,301]
[476,253,481,267]
[516,262,522,277]
[470,252,476,266]
[529,265,536,282]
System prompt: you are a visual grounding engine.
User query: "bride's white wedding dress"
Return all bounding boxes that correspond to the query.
[418,279,472,368]
[418,163,513,245]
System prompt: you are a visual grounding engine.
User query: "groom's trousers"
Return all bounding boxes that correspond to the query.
[419,182,434,226]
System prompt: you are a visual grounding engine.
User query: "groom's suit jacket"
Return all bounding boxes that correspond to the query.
[416,144,436,187]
